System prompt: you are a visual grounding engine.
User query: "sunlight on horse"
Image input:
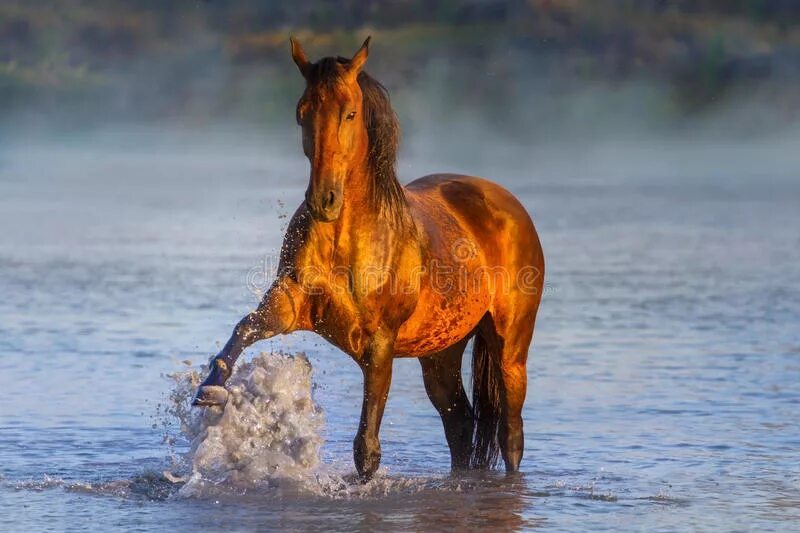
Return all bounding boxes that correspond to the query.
[193,36,545,480]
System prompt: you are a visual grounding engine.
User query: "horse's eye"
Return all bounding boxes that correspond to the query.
[346,111,357,121]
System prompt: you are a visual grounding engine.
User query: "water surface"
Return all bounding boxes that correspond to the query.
[1,135,798,531]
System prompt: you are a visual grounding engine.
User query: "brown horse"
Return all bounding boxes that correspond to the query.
[193,37,545,479]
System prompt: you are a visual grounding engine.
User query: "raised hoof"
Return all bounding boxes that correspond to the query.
[192,385,229,407]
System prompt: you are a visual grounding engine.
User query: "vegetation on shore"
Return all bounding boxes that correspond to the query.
[2,1,799,134]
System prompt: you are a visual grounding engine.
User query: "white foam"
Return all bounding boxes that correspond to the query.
[165,352,332,496]
[163,351,442,499]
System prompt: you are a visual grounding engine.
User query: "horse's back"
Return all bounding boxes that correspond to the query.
[393,174,543,357]
[406,173,543,276]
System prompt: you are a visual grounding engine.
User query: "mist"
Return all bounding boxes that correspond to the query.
[4,48,799,264]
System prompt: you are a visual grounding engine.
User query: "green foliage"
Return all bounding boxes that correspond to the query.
[1,1,798,130]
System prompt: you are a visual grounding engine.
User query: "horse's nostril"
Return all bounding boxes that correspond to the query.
[326,190,336,208]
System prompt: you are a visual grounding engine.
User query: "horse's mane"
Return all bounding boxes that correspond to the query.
[303,57,409,224]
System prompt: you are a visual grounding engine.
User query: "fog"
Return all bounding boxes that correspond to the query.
[3,52,799,255]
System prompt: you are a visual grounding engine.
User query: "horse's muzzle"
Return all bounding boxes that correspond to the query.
[306,185,343,222]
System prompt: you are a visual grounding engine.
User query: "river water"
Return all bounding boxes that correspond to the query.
[0,131,798,531]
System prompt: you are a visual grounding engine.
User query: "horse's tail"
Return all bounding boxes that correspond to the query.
[469,327,502,469]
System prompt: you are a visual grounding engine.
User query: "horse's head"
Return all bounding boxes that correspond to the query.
[290,37,372,222]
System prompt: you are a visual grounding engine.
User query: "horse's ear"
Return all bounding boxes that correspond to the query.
[346,36,371,81]
[290,36,311,79]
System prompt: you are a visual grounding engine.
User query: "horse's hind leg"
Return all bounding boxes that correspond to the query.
[490,299,539,472]
[418,337,473,469]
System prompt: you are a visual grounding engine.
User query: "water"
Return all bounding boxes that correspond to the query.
[167,352,326,495]
[1,133,799,531]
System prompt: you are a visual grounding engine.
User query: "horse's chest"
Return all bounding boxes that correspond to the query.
[310,295,367,357]
[293,223,420,357]
[304,258,416,358]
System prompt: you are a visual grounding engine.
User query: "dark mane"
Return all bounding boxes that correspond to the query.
[304,57,409,224]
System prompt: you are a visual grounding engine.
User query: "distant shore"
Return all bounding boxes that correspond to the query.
[2,1,799,135]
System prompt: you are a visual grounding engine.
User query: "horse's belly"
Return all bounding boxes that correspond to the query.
[393,289,490,357]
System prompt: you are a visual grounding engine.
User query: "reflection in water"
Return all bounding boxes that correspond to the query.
[409,474,535,531]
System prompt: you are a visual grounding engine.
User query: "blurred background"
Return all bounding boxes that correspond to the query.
[3,0,800,141]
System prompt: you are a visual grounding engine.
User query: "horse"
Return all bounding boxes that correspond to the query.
[193,36,545,480]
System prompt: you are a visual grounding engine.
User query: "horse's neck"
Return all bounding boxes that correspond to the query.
[336,198,401,240]
[331,170,415,256]
[341,167,411,229]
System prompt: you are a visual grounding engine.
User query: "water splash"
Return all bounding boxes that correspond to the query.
[6,353,437,503]
[161,351,446,499]
[164,351,334,496]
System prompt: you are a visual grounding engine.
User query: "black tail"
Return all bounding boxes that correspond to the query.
[469,328,502,469]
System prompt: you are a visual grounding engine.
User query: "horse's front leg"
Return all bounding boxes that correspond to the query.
[193,279,301,407]
[354,332,395,480]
